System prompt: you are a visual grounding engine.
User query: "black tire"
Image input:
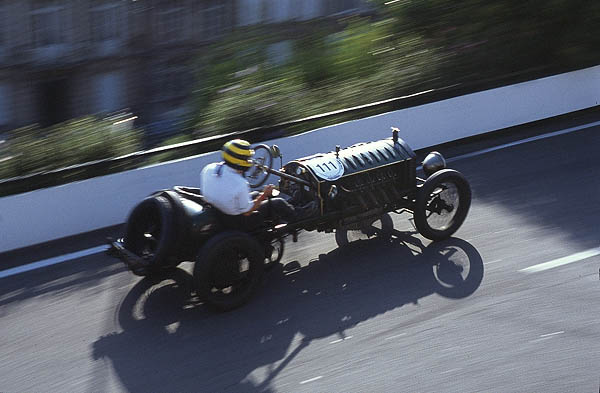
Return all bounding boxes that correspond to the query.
[123,196,176,275]
[414,169,471,241]
[335,213,394,248]
[246,144,273,188]
[264,238,285,271]
[194,231,265,311]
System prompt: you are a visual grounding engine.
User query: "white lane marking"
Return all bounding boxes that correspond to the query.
[420,120,600,174]
[299,376,323,385]
[0,245,109,279]
[484,259,503,265]
[5,120,600,277]
[519,248,600,273]
[329,335,353,344]
[446,120,600,163]
[540,331,564,338]
[531,331,565,343]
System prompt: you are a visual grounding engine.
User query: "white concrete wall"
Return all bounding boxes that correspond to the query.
[1,65,599,252]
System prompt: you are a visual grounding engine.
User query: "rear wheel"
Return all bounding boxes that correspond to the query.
[414,169,471,241]
[194,231,265,311]
[335,213,394,248]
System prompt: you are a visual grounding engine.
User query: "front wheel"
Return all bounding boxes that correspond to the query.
[194,231,265,312]
[414,169,471,241]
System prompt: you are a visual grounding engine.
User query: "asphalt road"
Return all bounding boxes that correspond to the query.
[1,120,599,392]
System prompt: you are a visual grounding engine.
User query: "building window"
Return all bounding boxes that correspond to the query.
[202,2,226,39]
[31,4,68,47]
[91,3,123,42]
[156,3,186,43]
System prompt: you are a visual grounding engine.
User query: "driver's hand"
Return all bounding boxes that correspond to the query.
[263,184,274,197]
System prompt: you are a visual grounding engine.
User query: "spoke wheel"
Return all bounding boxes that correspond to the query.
[246,144,273,188]
[335,213,394,248]
[414,169,471,241]
[194,231,265,311]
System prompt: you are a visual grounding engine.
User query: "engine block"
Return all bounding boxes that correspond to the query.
[279,135,417,214]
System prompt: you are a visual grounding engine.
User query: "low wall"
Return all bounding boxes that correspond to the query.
[1,65,599,253]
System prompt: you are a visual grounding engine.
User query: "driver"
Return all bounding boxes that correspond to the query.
[200,139,317,229]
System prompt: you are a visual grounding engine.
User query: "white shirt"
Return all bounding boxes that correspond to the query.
[200,162,253,215]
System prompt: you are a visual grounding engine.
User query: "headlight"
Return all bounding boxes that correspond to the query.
[422,151,446,177]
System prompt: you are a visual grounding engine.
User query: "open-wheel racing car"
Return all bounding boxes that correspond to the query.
[108,128,471,311]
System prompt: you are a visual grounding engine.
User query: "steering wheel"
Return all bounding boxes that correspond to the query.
[247,144,273,188]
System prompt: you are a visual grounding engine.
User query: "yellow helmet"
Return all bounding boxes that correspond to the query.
[222,139,254,171]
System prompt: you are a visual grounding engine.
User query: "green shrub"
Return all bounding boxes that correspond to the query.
[198,68,307,136]
[190,14,449,138]
[0,117,142,180]
[189,28,271,128]
[293,33,336,87]
[329,19,386,81]
[145,133,198,165]
[385,0,600,80]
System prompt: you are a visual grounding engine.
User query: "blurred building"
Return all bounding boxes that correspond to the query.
[0,0,365,132]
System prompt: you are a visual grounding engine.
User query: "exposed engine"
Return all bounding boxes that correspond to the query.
[279,135,417,215]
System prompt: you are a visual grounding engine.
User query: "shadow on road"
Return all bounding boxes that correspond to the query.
[92,234,483,392]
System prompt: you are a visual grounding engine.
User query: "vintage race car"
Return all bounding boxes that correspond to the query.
[108,128,471,311]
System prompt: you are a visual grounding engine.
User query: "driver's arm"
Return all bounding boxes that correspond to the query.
[243,185,274,216]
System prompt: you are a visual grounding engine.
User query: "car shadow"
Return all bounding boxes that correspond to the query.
[92,234,483,392]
